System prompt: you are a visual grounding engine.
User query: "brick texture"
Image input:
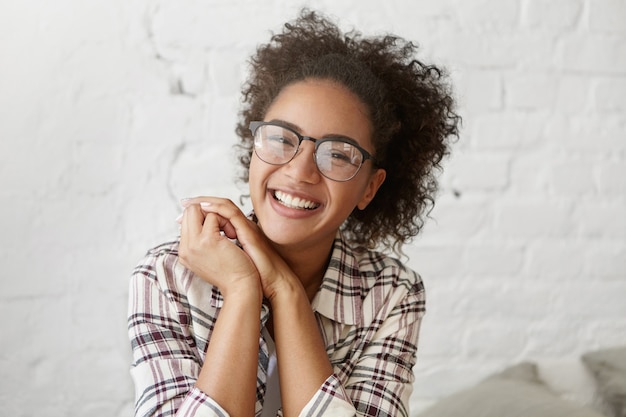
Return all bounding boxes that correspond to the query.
[1,0,624,415]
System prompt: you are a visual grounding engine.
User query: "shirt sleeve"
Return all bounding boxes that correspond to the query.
[301,279,425,417]
[128,250,230,417]
[298,375,355,416]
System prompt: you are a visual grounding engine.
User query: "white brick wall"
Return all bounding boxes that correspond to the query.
[0,0,624,415]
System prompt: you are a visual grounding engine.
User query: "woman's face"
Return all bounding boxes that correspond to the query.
[248,79,386,252]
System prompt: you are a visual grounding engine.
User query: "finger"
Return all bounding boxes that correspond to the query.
[200,203,238,239]
[181,196,230,208]
[181,197,244,230]
[180,204,206,240]
[178,205,204,269]
[197,200,256,240]
[218,217,238,240]
[181,197,246,223]
[183,197,264,252]
[200,212,234,241]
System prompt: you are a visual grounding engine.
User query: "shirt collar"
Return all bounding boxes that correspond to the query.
[310,230,363,326]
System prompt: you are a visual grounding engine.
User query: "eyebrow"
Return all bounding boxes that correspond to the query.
[266,118,363,147]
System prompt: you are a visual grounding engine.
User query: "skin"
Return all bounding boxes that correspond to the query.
[178,78,386,417]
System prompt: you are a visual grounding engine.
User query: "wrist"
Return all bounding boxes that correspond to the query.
[221,278,263,306]
[266,278,306,306]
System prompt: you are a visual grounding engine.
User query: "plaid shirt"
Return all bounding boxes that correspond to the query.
[128,231,425,417]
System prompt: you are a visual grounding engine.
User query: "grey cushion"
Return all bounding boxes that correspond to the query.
[416,362,605,417]
[583,346,626,417]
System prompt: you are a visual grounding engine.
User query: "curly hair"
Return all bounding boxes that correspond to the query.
[235,10,460,251]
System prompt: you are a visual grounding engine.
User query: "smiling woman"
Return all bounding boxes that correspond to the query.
[128,9,459,417]
[247,79,385,253]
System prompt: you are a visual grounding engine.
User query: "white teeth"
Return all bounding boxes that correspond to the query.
[274,190,320,210]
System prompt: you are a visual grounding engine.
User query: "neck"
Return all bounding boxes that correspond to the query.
[272,239,334,302]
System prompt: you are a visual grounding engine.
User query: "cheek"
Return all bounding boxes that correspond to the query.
[348,177,376,207]
[331,181,368,209]
[248,156,275,198]
[248,154,265,183]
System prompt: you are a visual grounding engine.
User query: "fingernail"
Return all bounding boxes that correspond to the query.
[180,198,191,207]
[200,202,211,210]
[175,213,183,223]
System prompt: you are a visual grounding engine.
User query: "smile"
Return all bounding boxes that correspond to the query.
[273,190,321,210]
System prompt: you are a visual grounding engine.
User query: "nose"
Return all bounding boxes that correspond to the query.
[283,140,321,183]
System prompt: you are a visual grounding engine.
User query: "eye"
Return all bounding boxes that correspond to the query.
[262,127,300,152]
[329,150,352,163]
[267,134,295,146]
[319,141,361,166]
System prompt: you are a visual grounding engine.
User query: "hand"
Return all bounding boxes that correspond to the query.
[177,197,262,300]
[191,198,301,301]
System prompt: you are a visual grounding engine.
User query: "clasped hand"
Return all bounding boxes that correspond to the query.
[177,197,294,301]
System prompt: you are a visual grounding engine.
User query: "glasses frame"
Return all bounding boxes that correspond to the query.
[249,121,377,182]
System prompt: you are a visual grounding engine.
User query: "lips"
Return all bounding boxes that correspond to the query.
[273,190,321,210]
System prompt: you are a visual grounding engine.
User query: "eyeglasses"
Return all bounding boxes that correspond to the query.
[249,121,377,182]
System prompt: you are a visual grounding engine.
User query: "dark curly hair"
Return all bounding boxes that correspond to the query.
[235,10,460,251]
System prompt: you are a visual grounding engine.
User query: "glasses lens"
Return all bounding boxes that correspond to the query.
[254,125,299,164]
[316,140,363,181]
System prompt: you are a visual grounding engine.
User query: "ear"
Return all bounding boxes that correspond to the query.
[357,169,386,210]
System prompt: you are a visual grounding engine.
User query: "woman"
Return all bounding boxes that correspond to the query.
[128,10,459,417]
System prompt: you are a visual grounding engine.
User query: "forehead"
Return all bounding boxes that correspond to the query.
[264,79,374,148]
